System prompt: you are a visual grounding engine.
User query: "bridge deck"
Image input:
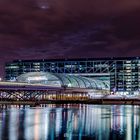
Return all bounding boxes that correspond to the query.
[0,82,109,101]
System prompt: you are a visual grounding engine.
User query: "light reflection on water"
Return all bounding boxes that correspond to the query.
[0,104,140,140]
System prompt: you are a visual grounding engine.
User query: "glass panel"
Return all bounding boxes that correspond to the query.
[65,75,79,87]
[16,72,110,90]
[74,76,86,88]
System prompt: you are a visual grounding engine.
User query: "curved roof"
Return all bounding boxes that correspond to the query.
[16,72,109,90]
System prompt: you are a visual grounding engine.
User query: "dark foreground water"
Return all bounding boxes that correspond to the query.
[0,104,140,140]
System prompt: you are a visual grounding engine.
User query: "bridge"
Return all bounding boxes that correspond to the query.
[0,81,109,102]
[1,81,140,106]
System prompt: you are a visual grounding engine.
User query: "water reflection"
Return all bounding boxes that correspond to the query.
[0,104,140,140]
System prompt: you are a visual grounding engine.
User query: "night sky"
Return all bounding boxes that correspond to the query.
[1,0,140,77]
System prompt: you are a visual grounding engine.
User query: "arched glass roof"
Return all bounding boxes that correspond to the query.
[16,72,109,90]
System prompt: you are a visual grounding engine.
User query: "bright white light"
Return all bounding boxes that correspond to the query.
[68,83,71,87]
[27,76,47,81]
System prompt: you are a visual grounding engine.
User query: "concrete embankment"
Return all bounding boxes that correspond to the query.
[0,101,36,105]
[0,99,140,106]
[39,99,140,105]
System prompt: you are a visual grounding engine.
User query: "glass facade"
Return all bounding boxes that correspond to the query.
[16,72,109,90]
[5,57,140,94]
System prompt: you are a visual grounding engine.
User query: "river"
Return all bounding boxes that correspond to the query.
[0,104,140,140]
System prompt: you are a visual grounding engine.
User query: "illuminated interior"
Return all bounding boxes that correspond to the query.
[16,72,109,90]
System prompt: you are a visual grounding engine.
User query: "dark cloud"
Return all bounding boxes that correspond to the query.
[0,0,140,77]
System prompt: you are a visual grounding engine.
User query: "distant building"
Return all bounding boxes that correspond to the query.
[5,57,140,94]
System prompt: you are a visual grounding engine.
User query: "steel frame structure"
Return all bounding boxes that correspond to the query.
[0,86,93,101]
[0,89,59,101]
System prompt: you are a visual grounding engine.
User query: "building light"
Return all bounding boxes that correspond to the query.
[27,76,47,81]
[6,66,19,69]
